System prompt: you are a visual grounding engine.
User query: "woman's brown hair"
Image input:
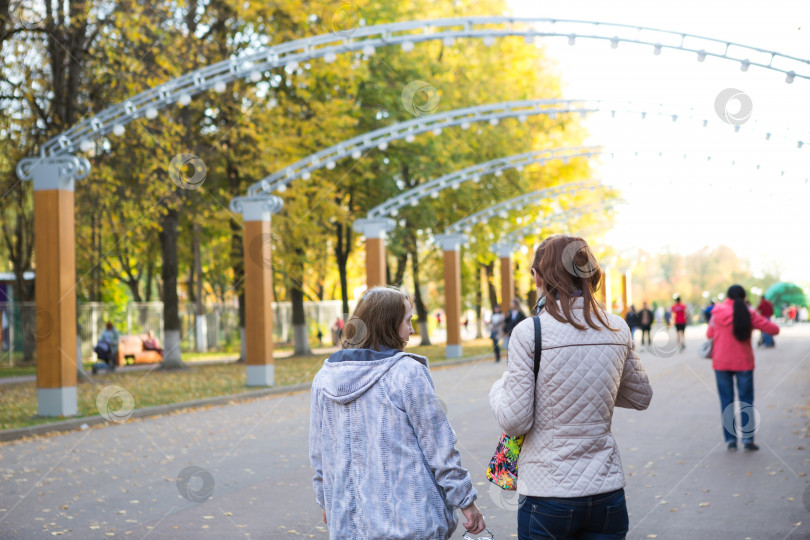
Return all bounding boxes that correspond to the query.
[532,235,617,332]
[341,286,412,351]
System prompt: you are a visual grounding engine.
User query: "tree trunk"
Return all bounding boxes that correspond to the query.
[193,222,207,352]
[475,264,483,339]
[392,252,408,286]
[145,257,155,302]
[485,262,498,311]
[334,221,351,318]
[410,249,431,346]
[159,206,184,368]
[290,280,311,356]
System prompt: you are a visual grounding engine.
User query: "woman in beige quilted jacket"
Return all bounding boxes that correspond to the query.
[490,235,653,540]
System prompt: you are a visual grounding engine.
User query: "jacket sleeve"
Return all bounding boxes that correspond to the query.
[400,361,477,510]
[489,320,536,435]
[308,381,325,509]
[707,321,715,339]
[615,338,653,410]
[750,310,780,335]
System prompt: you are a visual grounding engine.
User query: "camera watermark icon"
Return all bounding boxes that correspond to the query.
[23,305,54,342]
[169,153,207,190]
[722,401,759,440]
[649,326,679,358]
[401,81,440,117]
[561,239,599,279]
[248,232,274,270]
[176,465,215,503]
[339,316,369,348]
[9,0,45,29]
[96,385,135,423]
[488,482,520,511]
[714,88,753,126]
[321,4,360,37]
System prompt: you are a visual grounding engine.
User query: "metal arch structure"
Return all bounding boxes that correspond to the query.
[247,98,808,197]
[435,180,600,239]
[492,201,615,256]
[365,145,601,221]
[22,16,810,161]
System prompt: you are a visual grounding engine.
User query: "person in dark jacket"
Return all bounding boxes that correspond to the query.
[757,296,775,347]
[638,302,654,350]
[625,305,640,344]
[502,298,526,354]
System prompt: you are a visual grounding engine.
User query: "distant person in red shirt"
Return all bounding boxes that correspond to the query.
[757,297,775,347]
[672,297,687,351]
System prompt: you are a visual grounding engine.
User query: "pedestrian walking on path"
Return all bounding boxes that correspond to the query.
[502,298,526,354]
[309,286,485,539]
[489,235,653,540]
[672,297,687,350]
[489,304,505,362]
[756,295,775,347]
[625,305,639,344]
[707,285,780,452]
[638,301,654,350]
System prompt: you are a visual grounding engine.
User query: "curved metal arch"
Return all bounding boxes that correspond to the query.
[492,201,615,255]
[38,16,809,158]
[248,97,807,197]
[439,179,600,237]
[367,146,601,219]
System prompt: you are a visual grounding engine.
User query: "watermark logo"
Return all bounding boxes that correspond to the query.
[488,482,520,511]
[23,305,54,342]
[339,316,369,348]
[561,239,599,279]
[401,81,440,117]
[169,153,207,190]
[96,385,135,423]
[176,465,215,503]
[714,88,753,126]
[721,401,759,441]
[321,4,359,37]
[248,232,274,270]
[649,326,679,358]
[9,0,45,29]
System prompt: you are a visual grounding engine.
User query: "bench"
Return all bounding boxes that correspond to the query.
[115,335,163,366]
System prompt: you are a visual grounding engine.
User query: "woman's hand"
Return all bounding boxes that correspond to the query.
[322,508,327,524]
[461,502,485,534]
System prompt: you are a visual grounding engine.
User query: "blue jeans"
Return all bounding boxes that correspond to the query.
[518,488,629,539]
[714,370,755,443]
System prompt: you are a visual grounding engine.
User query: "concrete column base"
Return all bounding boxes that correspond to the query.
[445,344,463,359]
[246,364,275,387]
[37,387,77,417]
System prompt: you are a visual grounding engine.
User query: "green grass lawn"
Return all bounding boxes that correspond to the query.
[0,339,494,431]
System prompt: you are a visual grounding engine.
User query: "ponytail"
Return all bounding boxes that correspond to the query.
[727,284,752,342]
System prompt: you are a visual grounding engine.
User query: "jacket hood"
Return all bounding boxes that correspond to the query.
[318,348,428,405]
[711,298,735,326]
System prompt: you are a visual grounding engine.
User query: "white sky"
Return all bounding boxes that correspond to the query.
[507,0,810,284]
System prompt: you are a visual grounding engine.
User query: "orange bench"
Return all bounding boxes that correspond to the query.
[115,335,163,366]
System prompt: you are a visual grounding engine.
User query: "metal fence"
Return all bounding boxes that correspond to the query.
[1,299,357,365]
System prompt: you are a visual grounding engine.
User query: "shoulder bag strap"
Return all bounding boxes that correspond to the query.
[533,315,542,381]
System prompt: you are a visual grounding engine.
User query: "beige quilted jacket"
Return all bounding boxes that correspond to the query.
[489,299,653,497]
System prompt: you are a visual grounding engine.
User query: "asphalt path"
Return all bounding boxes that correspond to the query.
[1,324,808,539]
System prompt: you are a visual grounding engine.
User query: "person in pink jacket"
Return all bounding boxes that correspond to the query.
[707,284,780,451]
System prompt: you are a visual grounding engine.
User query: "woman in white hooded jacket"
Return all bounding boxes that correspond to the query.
[310,286,485,539]
[490,235,653,539]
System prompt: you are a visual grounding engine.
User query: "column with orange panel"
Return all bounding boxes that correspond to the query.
[18,155,91,416]
[353,218,396,288]
[231,195,283,387]
[436,233,467,358]
[494,243,517,315]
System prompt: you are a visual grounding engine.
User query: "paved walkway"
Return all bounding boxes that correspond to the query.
[1,325,808,539]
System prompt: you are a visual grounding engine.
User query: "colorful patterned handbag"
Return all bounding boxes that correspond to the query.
[486,316,541,491]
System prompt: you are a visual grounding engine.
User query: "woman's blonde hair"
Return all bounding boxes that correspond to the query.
[341,286,412,350]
